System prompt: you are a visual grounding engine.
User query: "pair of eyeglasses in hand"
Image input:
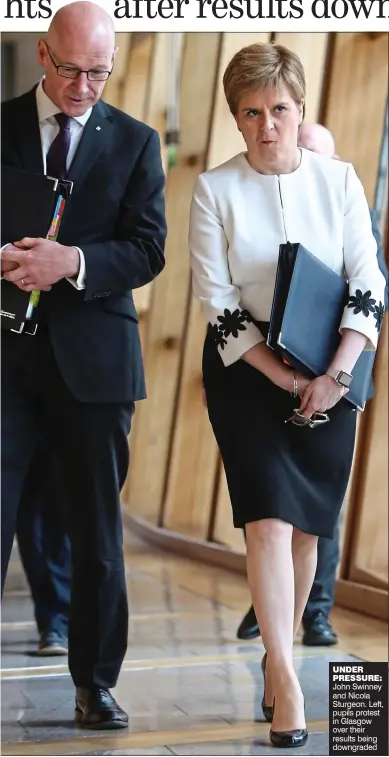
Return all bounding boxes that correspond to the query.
[285,409,330,429]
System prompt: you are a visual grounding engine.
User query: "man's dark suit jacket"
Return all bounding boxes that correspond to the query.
[1,87,166,403]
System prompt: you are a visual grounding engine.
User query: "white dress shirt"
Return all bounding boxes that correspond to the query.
[189,148,386,367]
[35,78,90,290]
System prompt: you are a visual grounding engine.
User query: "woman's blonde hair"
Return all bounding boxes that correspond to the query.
[223,43,306,116]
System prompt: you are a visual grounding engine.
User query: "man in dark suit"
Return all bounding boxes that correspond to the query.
[1,1,166,728]
[237,122,388,646]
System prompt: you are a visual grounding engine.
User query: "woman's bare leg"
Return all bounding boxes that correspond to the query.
[292,528,318,638]
[245,519,306,732]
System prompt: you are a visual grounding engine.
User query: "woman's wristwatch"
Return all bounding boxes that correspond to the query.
[326,367,353,388]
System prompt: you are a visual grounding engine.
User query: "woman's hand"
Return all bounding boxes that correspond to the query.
[279,369,310,396]
[299,375,347,418]
[294,372,311,398]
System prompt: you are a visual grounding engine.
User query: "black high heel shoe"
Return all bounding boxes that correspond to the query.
[261,653,274,722]
[269,698,308,749]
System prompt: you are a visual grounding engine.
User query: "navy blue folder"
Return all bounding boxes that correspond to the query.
[267,242,376,411]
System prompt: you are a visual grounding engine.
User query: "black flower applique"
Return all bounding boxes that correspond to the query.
[209,323,220,342]
[210,308,254,349]
[373,301,385,332]
[217,308,248,338]
[240,309,254,324]
[347,289,376,317]
[209,323,227,349]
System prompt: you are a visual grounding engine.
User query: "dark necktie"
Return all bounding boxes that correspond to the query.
[46,113,72,179]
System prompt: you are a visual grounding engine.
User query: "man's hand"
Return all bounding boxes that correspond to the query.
[1,238,80,292]
[299,374,347,418]
[1,244,21,274]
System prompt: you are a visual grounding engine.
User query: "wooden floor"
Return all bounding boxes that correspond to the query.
[1,530,387,756]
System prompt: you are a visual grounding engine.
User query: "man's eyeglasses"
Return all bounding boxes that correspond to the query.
[285,409,330,429]
[46,44,112,81]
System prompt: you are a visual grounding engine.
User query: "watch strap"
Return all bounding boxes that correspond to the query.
[326,368,353,387]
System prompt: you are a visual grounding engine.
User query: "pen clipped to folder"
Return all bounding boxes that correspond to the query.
[26,180,70,319]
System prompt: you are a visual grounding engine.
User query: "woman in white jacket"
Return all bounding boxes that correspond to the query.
[189,42,385,749]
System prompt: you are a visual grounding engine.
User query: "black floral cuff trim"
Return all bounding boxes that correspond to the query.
[210,308,254,350]
[373,302,385,332]
[347,290,384,332]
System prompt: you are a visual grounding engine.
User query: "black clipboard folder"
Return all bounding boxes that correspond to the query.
[267,242,376,411]
[1,165,73,334]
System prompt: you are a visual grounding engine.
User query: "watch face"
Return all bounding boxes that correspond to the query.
[338,371,352,388]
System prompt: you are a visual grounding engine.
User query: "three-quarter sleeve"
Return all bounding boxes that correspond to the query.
[340,164,386,349]
[189,174,264,366]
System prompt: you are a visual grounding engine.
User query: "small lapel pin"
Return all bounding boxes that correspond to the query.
[96,126,101,131]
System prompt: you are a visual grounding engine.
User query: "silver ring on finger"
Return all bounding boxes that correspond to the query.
[21,278,26,286]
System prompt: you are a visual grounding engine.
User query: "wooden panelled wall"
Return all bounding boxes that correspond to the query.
[104,32,388,620]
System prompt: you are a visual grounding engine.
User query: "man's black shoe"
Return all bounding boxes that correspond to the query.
[237,605,261,640]
[37,631,68,656]
[75,687,129,729]
[302,612,338,646]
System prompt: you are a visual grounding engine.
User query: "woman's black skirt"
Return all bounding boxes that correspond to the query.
[203,329,357,539]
